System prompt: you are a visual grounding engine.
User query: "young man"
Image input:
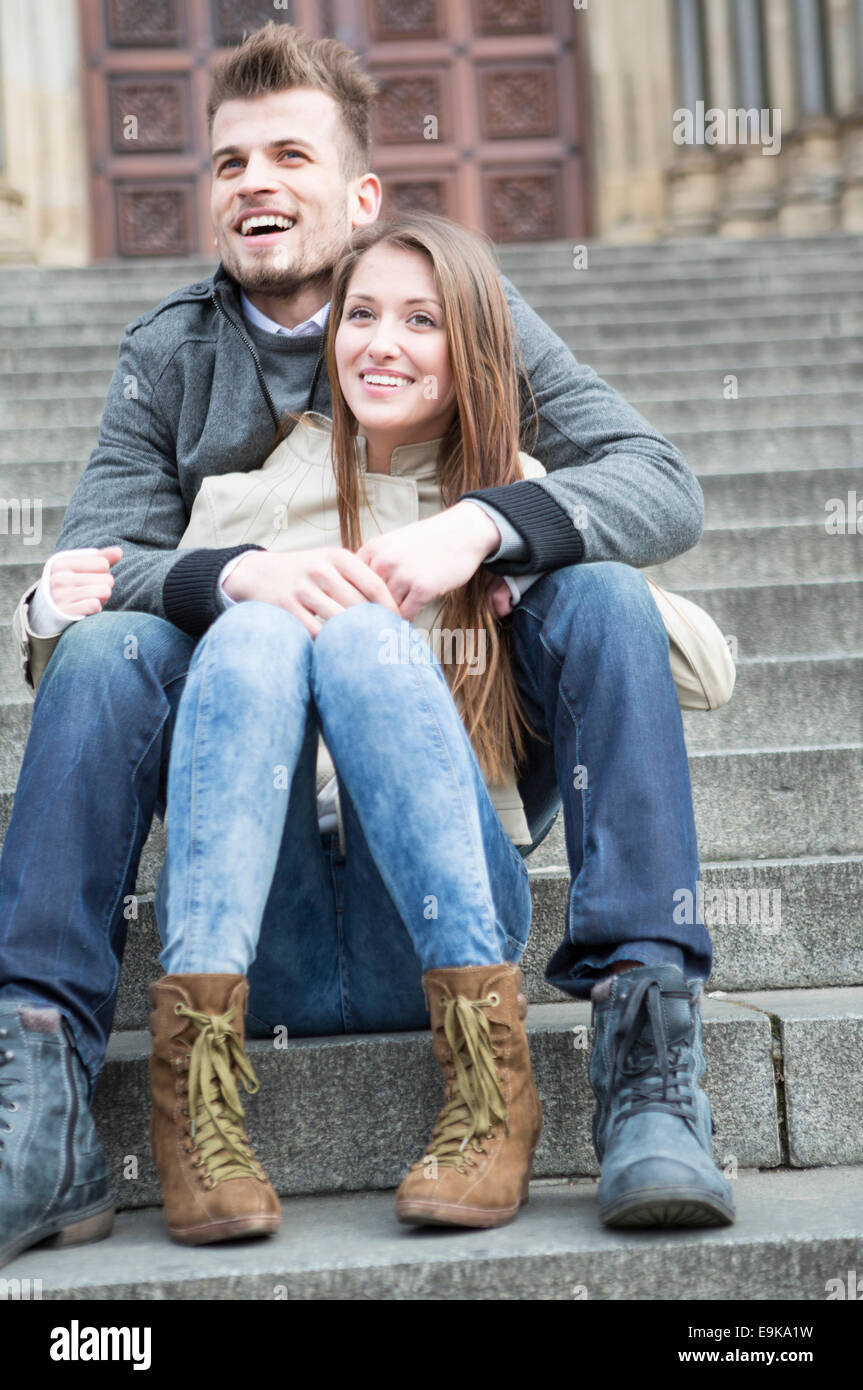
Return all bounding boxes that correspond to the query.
[0,23,731,1267]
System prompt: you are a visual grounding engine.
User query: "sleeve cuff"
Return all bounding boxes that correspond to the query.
[28,552,100,637]
[460,500,528,563]
[163,545,265,637]
[459,480,585,575]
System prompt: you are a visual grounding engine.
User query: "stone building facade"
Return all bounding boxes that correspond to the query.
[0,0,860,264]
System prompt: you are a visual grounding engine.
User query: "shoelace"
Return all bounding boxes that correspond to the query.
[174,1002,266,1186]
[421,993,509,1173]
[611,977,698,1129]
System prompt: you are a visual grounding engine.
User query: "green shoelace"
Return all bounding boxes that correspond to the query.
[174,1001,266,1187]
[422,993,509,1174]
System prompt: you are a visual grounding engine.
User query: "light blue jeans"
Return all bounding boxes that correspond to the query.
[155,600,533,1036]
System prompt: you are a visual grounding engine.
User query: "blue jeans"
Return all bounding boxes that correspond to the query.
[154,599,532,1037]
[0,562,711,1094]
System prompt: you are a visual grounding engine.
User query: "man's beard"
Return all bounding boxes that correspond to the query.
[220,233,344,299]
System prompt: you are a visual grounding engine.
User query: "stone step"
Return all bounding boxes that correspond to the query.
[727,988,863,1167]
[78,995,781,1210]
[699,466,859,526]
[680,655,863,751]
[648,523,863,589]
[528,745,863,865]
[0,346,119,375]
[0,368,114,398]
[111,853,863,1035]
[532,291,863,325]
[36,1165,863,1305]
[580,335,863,372]
[5,1164,861,1301]
[678,577,863,659]
[633,392,862,432]
[0,461,85,506]
[659,424,862,473]
[603,360,863,399]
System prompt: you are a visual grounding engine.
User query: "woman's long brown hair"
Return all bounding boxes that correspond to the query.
[326,213,541,786]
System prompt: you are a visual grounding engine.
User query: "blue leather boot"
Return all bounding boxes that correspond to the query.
[590,964,735,1228]
[0,1002,114,1269]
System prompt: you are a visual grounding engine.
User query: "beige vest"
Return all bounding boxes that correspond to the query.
[178,411,545,847]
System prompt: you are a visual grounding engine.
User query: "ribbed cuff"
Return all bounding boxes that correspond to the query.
[163,545,264,637]
[458,480,585,575]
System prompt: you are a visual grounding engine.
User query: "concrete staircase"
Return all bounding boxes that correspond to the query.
[1,235,862,1299]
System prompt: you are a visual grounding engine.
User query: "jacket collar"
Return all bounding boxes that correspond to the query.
[286,412,443,483]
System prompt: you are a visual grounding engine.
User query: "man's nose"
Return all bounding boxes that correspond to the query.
[235,151,281,195]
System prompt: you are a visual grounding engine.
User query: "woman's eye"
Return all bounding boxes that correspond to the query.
[410,312,436,327]
[347,307,373,320]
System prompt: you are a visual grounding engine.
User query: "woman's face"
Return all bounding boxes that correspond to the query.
[334,243,457,445]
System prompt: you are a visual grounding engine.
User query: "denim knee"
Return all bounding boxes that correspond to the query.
[192,600,312,684]
[39,608,194,691]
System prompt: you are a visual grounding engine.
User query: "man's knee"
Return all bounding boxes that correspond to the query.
[41,609,194,687]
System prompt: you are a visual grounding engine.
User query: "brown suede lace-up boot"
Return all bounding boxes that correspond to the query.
[395,962,542,1228]
[148,974,281,1245]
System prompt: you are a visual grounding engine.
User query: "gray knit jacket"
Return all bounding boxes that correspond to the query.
[52,264,703,637]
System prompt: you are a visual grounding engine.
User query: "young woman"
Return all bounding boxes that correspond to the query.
[146,213,547,1244]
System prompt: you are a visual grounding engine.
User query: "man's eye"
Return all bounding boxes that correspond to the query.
[219,159,243,172]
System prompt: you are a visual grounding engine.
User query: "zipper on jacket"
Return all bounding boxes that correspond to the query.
[210,290,281,429]
[210,288,327,427]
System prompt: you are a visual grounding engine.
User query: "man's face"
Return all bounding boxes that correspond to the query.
[210,88,377,296]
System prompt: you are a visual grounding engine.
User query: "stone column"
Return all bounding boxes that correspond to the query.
[777,0,842,232]
[719,0,780,237]
[837,0,863,228]
[0,0,90,264]
[583,0,679,241]
[665,0,723,235]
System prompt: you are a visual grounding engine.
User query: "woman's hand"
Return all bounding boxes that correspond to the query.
[49,546,123,618]
[356,501,501,621]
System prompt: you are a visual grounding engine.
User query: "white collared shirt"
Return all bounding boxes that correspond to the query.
[240,291,331,337]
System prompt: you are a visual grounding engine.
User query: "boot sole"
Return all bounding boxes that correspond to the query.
[0,1198,115,1271]
[600,1187,735,1229]
[168,1212,282,1246]
[395,1166,532,1230]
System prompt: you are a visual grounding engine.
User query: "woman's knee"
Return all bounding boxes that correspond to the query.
[195,600,312,679]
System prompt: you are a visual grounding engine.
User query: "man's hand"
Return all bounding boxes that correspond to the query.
[355,501,501,621]
[224,547,401,637]
[485,574,514,619]
[49,546,123,617]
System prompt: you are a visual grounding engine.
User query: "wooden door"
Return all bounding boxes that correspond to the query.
[78,0,590,258]
[338,0,590,242]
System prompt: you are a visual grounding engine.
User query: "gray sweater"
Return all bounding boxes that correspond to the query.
[52,264,703,637]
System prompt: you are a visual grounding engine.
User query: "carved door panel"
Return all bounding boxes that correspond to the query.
[334,0,589,241]
[78,0,319,258]
[79,0,589,258]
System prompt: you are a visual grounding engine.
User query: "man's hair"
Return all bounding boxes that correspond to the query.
[207,21,378,178]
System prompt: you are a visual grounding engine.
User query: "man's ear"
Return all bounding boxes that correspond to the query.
[351,172,382,228]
